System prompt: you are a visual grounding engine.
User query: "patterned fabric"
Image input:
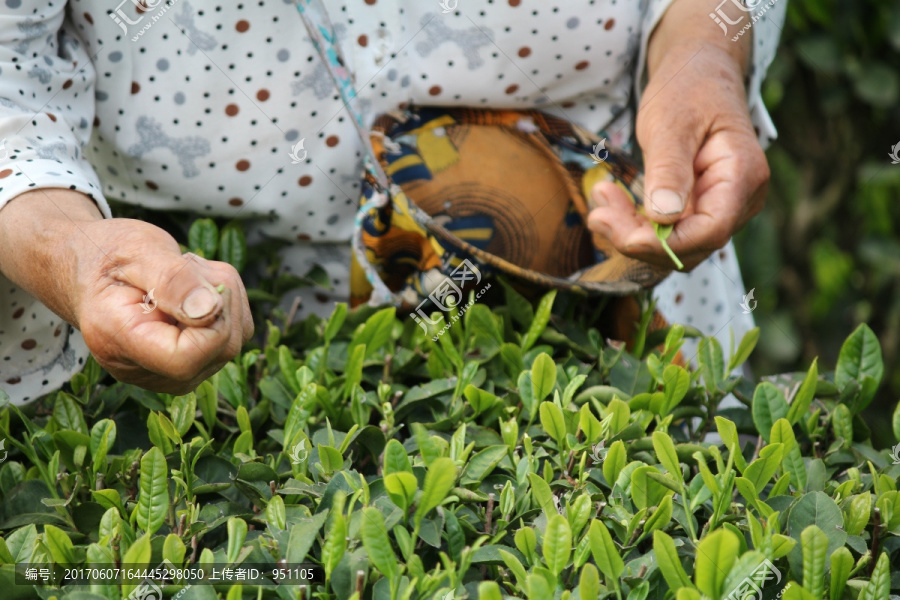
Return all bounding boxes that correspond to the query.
[0,1,786,404]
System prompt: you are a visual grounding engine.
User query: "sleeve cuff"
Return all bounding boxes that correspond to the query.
[0,159,111,218]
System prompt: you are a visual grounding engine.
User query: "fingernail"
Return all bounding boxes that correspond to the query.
[182,287,217,319]
[649,189,684,215]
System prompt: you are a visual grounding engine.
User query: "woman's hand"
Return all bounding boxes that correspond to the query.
[0,190,253,394]
[588,3,769,271]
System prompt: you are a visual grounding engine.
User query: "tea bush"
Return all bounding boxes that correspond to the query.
[1,276,898,599]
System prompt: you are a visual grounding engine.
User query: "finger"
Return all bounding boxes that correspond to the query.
[586,181,646,248]
[115,246,224,328]
[97,287,235,383]
[588,181,689,266]
[637,106,704,224]
[200,260,254,345]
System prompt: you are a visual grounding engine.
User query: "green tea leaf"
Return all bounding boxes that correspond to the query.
[383,439,412,475]
[162,534,186,567]
[531,353,557,402]
[843,493,871,536]
[588,520,624,583]
[661,364,690,414]
[349,307,396,358]
[528,473,557,516]
[266,495,286,530]
[286,512,328,564]
[543,514,572,576]
[416,457,457,526]
[477,581,503,600]
[219,221,248,272]
[42,524,75,565]
[752,382,789,442]
[188,218,219,258]
[630,466,670,510]
[602,440,626,487]
[835,324,883,392]
[323,303,348,343]
[135,447,169,535]
[858,552,889,600]
[651,431,683,484]
[89,419,116,475]
[829,547,853,600]
[539,401,566,446]
[800,525,827,598]
[226,516,248,565]
[743,443,784,491]
[653,531,692,590]
[727,327,760,372]
[693,528,739,599]
[653,223,683,270]
[697,337,724,394]
[787,358,818,425]
[892,399,900,442]
[643,494,673,535]
[578,563,601,600]
[522,290,556,351]
[384,472,417,513]
[360,507,398,580]
[169,394,196,437]
[322,512,347,581]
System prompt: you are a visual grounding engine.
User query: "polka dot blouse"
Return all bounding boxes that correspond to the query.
[0,0,786,405]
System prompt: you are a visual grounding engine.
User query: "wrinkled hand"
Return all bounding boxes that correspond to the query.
[68,218,253,394]
[587,41,769,270]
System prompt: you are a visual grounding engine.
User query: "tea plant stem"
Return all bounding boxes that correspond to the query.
[869,508,882,577]
[680,484,698,543]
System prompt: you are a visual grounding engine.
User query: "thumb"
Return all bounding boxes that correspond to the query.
[640,123,701,224]
[121,250,224,327]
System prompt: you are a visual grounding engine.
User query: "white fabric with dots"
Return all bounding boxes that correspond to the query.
[0,0,785,404]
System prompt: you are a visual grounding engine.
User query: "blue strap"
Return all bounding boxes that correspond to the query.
[295,0,389,188]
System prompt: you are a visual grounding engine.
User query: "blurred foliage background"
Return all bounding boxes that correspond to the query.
[734,0,900,447]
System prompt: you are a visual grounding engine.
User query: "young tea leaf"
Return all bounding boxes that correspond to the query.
[416,457,457,527]
[360,507,398,581]
[135,447,169,535]
[522,290,556,351]
[653,223,684,270]
[800,525,828,598]
[543,514,572,576]
[653,531,693,590]
[588,520,624,583]
[693,528,739,599]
